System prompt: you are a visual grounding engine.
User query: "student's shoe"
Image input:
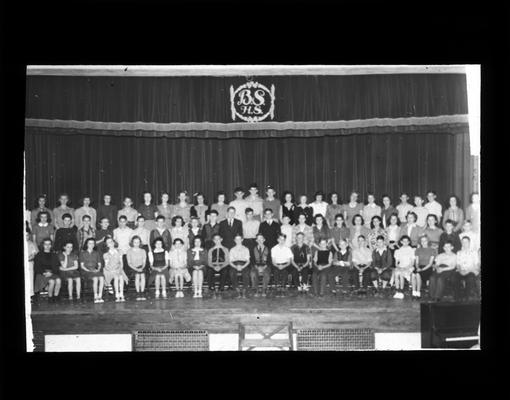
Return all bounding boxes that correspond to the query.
[399,292,405,299]
[94,298,99,304]
[193,292,198,298]
[115,296,121,302]
[107,286,114,295]
[297,285,303,292]
[162,291,167,299]
[120,296,125,302]
[175,291,180,298]
[197,292,202,298]
[393,292,400,299]
[155,290,160,299]
[97,298,104,303]
[416,291,421,298]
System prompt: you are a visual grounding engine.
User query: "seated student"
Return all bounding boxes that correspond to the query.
[250,233,271,297]
[311,238,334,297]
[325,192,342,229]
[245,183,264,221]
[228,234,251,298]
[367,215,388,250]
[399,211,424,247]
[126,235,148,301]
[168,238,191,298]
[53,193,75,229]
[370,235,393,295]
[190,192,209,226]
[242,207,260,252]
[54,213,79,253]
[148,237,170,299]
[33,238,61,303]
[349,214,370,251]
[351,235,373,291]
[210,191,229,222]
[229,187,249,223]
[292,213,314,246]
[362,192,382,228]
[381,194,396,229]
[150,215,172,251]
[172,191,192,224]
[309,191,328,221]
[207,234,230,295]
[157,192,174,229]
[412,195,429,228]
[423,214,443,250]
[202,209,220,250]
[438,219,462,254]
[343,191,364,228]
[79,238,104,303]
[258,208,281,250]
[452,236,480,300]
[291,232,311,292]
[295,195,314,226]
[312,214,331,251]
[187,216,202,249]
[74,196,97,229]
[385,213,402,254]
[103,237,128,302]
[392,235,415,299]
[271,233,294,297]
[188,236,208,298]
[280,215,294,248]
[31,195,54,229]
[26,230,39,300]
[459,220,480,252]
[32,211,55,250]
[219,207,244,249]
[118,197,138,229]
[58,241,81,301]
[170,215,190,250]
[95,217,113,255]
[396,193,413,224]
[329,214,350,253]
[442,195,464,232]
[412,235,437,299]
[77,215,96,251]
[331,239,353,294]
[429,241,457,301]
[113,215,133,280]
[264,185,282,221]
[137,191,159,232]
[281,191,297,226]
[96,194,118,230]
[131,215,151,252]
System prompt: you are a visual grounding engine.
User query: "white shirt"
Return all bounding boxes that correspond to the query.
[280,224,293,247]
[113,226,133,254]
[130,227,150,246]
[243,219,260,239]
[229,199,249,223]
[309,201,328,219]
[456,249,480,276]
[229,245,250,262]
[271,245,293,264]
[394,246,415,269]
[459,231,480,252]
[396,203,413,223]
[412,206,428,227]
[425,200,442,219]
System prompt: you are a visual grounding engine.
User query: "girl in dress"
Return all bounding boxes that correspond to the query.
[393,235,415,299]
[312,214,331,251]
[79,238,104,303]
[58,241,81,301]
[343,192,364,228]
[423,214,443,250]
[442,195,464,232]
[295,195,314,226]
[170,215,189,249]
[211,191,229,222]
[188,236,208,298]
[310,191,328,220]
[31,194,54,230]
[157,192,174,229]
[191,192,209,226]
[280,191,296,225]
[126,235,148,301]
[173,191,192,224]
[349,214,371,250]
[26,230,38,299]
[188,216,202,246]
[168,238,190,298]
[33,238,61,302]
[325,192,342,228]
[368,215,388,250]
[381,194,396,228]
[385,213,402,254]
[32,211,55,250]
[103,237,128,302]
[148,237,170,299]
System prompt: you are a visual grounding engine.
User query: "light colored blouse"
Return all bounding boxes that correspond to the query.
[103,249,123,273]
[126,247,147,268]
[168,248,187,269]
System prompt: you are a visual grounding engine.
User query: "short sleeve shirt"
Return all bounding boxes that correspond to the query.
[271,245,293,264]
[414,247,437,266]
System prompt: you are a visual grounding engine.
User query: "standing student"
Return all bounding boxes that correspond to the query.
[228,234,251,298]
[130,216,151,251]
[331,239,353,294]
[242,208,260,252]
[263,185,282,221]
[126,235,148,301]
[425,191,443,220]
[349,214,370,251]
[170,215,190,250]
[281,191,297,226]
[393,236,415,299]
[31,195,54,229]
[245,183,264,221]
[280,215,293,248]
[96,194,118,229]
[370,236,393,295]
[190,192,209,226]
[343,191,364,228]
[210,191,229,222]
[399,212,424,247]
[188,236,207,298]
[150,215,172,251]
[290,232,311,292]
[26,230,38,299]
[202,209,220,250]
[423,214,443,250]
[207,234,230,294]
[229,187,249,223]
[292,213,314,246]
[172,191,192,224]
[103,237,128,302]
[77,215,95,251]
[351,236,373,291]
[271,233,294,297]
[219,207,244,249]
[453,236,480,300]
[412,235,436,299]
[74,196,97,229]
[58,241,81,301]
[54,213,78,253]
[438,220,462,254]
[362,193,382,228]
[258,208,281,250]
[251,233,271,297]
[117,197,138,229]
[312,214,331,251]
[79,238,104,303]
[33,239,61,302]
[325,192,342,229]
[459,220,480,252]
[157,192,174,229]
[295,195,314,226]
[113,215,133,281]
[465,192,481,234]
[312,238,334,296]
[168,238,190,298]
[187,216,202,248]
[396,193,413,224]
[53,193,75,229]
[148,237,170,299]
[330,214,350,253]
[429,241,457,301]
[309,191,328,221]
[412,195,428,228]
[380,195,396,228]
[32,211,55,250]
[367,215,388,250]
[95,217,114,255]
[442,195,464,232]
[385,213,402,254]
[137,191,159,232]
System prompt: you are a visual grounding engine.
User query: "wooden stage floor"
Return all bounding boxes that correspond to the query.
[31,290,422,334]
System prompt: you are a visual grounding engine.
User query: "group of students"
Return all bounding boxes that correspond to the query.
[26,184,481,303]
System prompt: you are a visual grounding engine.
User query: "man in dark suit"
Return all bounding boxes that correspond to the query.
[219,206,243,249]
[258,208,281,250]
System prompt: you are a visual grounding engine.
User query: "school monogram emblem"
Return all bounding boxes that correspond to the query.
[230,81,275,122]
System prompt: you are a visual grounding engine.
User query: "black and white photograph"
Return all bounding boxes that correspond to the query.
[23,64,481,351]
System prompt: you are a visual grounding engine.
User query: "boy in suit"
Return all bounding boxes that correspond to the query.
[218,207,243,249]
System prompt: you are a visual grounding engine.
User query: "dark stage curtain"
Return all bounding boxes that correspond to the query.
[25,130,472,210]
[26,74,468,123]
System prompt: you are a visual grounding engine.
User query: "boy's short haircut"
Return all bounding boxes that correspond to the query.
[264,208,273,214]
[156,215,165,221]
[118,215,128,221]
[209,209,219,215]
[100,217,109,223]
[137,215,145,221]
[62,213,72,220]
[82,215,91,221]
[245,207,254,214]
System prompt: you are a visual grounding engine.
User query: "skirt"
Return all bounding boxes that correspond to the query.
[60,269,81,279]
[104,269,129,285]
[169,268,192,283]
[34,273,60,293]
[148,268,170,286]
[83,269,104,279]
[394,267,412,282]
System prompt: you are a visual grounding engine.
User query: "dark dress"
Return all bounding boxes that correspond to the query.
[33,251,60,292]
[79,250,103,279]
[58,252,81,279]
[281,203,297,225]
